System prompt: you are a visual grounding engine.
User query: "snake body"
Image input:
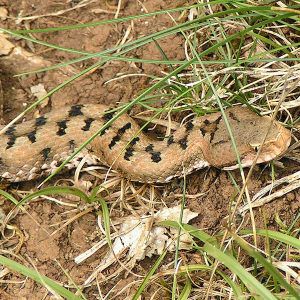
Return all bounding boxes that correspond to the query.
[0,104,291,183]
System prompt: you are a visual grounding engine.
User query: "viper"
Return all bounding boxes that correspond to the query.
[0,104,291,183]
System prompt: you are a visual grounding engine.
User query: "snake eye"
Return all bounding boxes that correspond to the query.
[250,144,260,152]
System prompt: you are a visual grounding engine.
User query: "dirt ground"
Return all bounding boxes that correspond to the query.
[0,1,299,299]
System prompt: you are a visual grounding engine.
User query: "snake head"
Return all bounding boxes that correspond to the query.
[202,107,291,169]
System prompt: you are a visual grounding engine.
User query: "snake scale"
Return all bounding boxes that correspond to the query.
[0,104,291,183]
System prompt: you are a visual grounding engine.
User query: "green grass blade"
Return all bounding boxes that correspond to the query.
[0,60,106,136]
[163,222,277,298]
[217,270,244,299]
[179,279,192,300]
[160,221,218,245]
[203,243,277,299]
[172,175,187,300]
[19,186,91,206]
[0,189,19,206]
[233,234,300,299]
[0,255,82,300]
[174,264,212,274]
[99,198,112,248]
[11,1,245,34]
[3,5,296,81]
[241,229,300,249]
[132,250,167,300]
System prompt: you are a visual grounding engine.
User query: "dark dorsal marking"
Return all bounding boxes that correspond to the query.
[167,135,174,146]
[145,143,161,163]
[109,123,132,149]
[142,126,149,133]
[209,116,222,142]
[229,111,240,122]
[145,144,154,152]
[199,127,206,136]
[151,151,161,163]
[69,104,84,117]
[119,122,132,134]
[200,119,210,136]
[82,118,95,131]
[212,139,227,146]
[123,137,140,161]
[5,125,16,136]
[178,136,188,150]
[109,135,121,149]
[185,121,194,131]
[69,140,75,150]
[130,137,140,146]
[124,148,134,161]
[27,130,37,143]
[214,115,222,125]
[199,116,222,137]
[200,119,211,136]
[6,136,16,149]
[35,116,47,127]
[102,108,115,122]
[57,120,68,136]
[5,125,17,149]
[41,147,51,160]
[99,125,111,136]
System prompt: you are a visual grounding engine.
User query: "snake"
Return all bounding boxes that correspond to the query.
[0,104,291,183]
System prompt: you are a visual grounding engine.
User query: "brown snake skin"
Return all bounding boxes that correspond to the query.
[0,104,291,183]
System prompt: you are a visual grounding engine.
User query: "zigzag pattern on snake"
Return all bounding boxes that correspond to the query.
[0,104,291,183]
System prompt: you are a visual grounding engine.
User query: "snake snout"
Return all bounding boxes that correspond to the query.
[224,124,291,171]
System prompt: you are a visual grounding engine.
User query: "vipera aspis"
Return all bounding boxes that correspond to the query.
[0,104,291,183]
